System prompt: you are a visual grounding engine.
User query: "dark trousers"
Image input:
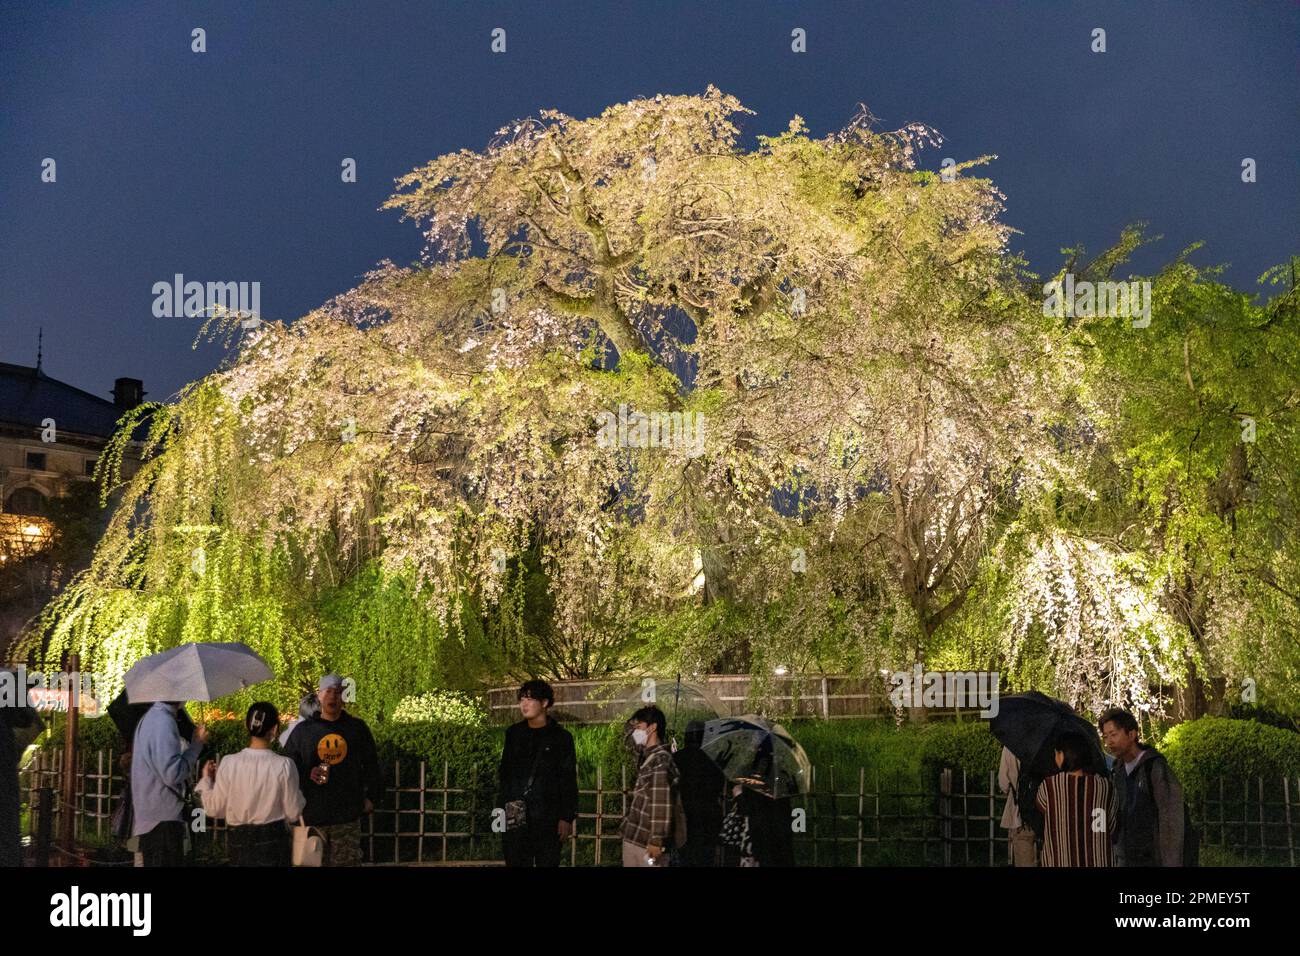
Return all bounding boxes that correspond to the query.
[676,839,723,867]
[503,820,562,867]
[1,788,20,868]
[228,821,290,866]
[140,820,186,867]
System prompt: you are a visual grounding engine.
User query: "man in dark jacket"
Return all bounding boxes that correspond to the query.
[1100,707,1189,866]
[498,680,578,867]
[1,675,40,868]
[284,674,381,866]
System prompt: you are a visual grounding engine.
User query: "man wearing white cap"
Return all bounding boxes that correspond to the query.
[283,674,380,866]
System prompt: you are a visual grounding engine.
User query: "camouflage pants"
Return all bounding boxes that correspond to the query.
[318,820,364,867]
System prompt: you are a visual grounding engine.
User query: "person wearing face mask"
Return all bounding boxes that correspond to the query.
[497,680,578,866]
[620,706,682,866]
[197,701,305,866]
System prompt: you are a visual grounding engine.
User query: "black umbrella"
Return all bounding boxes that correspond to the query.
[989,691,1107,778]
[107,690,195,745]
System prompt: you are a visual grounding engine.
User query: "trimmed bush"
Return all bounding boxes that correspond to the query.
[41,706,268,756]
[919,720,1002,782]
[372,721,499,787]
[1161,716,1300,801]
[47,714,1300,806]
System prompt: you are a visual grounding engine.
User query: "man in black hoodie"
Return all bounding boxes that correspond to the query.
[285,674,381,866]
[498,680,578,867]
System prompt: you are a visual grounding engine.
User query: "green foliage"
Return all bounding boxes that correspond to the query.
[41,709,250,756]
[571,720,636,787]
[49,713,119,754]
[315,563,456,721]
[374,720,500,789]
[917,720,1002,781]
[56,714,1300,808]
[1162,716,1300,801]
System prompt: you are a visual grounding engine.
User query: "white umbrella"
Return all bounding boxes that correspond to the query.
[124,642,273,703]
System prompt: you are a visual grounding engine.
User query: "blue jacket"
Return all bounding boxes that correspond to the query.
[131,702,202,836]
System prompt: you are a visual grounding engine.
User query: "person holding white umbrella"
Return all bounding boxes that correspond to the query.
[131,700,209,866]
[124,641,273,866]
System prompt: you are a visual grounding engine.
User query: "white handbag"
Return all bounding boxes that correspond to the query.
[292,817,324,867]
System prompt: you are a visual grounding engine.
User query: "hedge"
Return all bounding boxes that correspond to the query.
[39,713,1299,801]
[1162,716,1300,801]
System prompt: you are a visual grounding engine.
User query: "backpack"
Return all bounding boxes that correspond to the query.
[1137,756,1199,867]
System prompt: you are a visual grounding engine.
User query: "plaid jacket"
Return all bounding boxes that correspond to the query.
[621,744,678,849]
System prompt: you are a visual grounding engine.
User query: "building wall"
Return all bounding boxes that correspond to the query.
[0,431,141,516]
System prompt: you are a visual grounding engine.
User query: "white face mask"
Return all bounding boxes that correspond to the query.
[632,728,649,747]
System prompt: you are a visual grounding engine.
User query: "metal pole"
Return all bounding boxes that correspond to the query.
[58,652,79,859]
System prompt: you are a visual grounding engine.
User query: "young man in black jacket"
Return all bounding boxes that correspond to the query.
[1100,707,1192,866]
[498,680,578,867]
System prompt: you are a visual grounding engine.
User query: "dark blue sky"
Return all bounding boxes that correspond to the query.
[2,0,1296,402]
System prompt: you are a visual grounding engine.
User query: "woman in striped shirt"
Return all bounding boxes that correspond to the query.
[1035,731,1117,867]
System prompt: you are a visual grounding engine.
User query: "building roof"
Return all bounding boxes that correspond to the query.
[0,362,130,440]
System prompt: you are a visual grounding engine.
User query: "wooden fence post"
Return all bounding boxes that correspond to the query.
[95,750,104,840]
[1257,776,1266,861]
[469,766,478,858]
[940,768,953,868]
[595,765,603,867]
[417,760,426,865]
[988,769,996,868]
[59,652,79,856]
[1283,776,1295,868]
[828,765,838,867]
[36,785,53,867]
[873,770,881,866]
[1219,776,1226,851]
[856,766,865,867]
[809,765,818,866]
[441,761,450,863]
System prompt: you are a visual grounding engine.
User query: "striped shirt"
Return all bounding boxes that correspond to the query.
[1035,770,1117,867]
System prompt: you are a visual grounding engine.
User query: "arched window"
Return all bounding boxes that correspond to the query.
[5,487,48,516]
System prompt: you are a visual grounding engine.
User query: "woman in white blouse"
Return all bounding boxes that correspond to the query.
[197,701,306,866]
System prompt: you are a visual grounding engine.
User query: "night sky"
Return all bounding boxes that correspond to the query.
[2,0,1296,403]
